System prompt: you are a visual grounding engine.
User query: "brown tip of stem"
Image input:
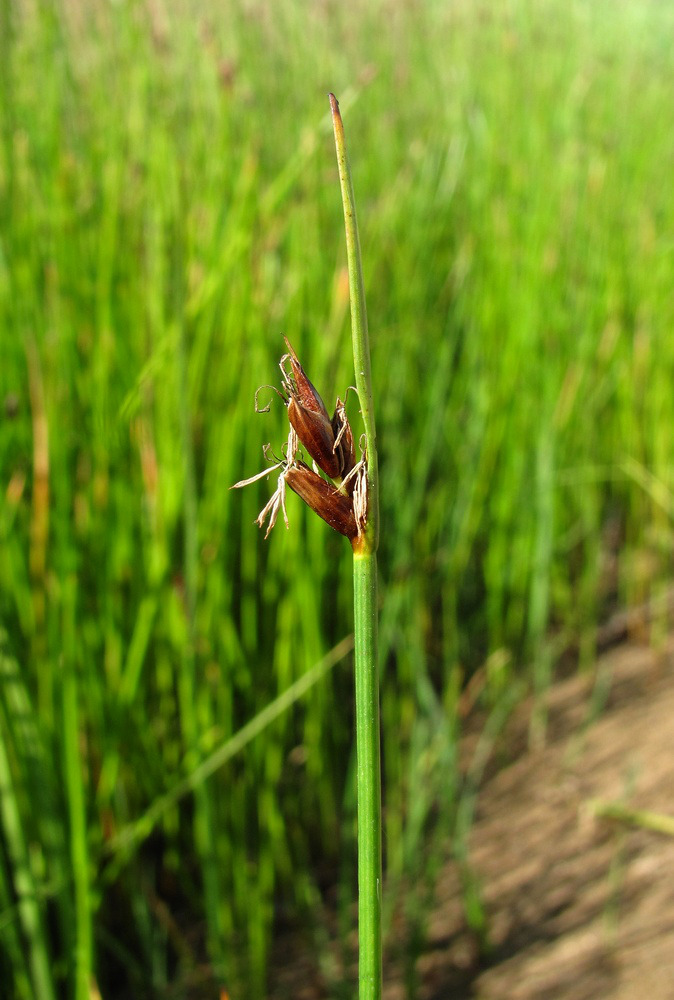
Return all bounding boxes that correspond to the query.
[328,93,340,117]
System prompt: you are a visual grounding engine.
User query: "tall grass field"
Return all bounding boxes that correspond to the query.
[1,0,673,996]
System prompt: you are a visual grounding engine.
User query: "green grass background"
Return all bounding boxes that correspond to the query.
[1,0,674,996]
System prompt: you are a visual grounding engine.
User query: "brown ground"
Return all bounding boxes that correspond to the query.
[272,636,674,999]
[407,637,674,1000]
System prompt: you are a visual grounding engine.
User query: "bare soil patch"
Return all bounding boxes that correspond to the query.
[393,637,674,999]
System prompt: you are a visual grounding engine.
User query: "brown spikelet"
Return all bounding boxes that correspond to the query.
[282,339,344,478]
[287,397,342,479]
[282,338,331,420]
[285,462,358,539]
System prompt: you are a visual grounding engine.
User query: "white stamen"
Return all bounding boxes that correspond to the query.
[353,463,368,535]
[231,461,284,489]
[285,425,299,463]
[255,468,290,538]
[341,455,364,491]
[332,399,349,452]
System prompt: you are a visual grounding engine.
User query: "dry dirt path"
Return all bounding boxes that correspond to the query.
[402,638,674,1000]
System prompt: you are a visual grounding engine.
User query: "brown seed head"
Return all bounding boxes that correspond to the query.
[287,397,342,479]
[285,462,358,539]
[282,338,331,421]
[232,340,365,542]
[281,338,344,479]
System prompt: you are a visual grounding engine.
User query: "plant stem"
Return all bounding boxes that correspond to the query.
[589,799,674,836]
[330,92,382,1000]
[352,550,382,997]
[329,93,379,555]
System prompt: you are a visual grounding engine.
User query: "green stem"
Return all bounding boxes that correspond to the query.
[329,93,379,555]
[330,92,382,1000]
[353,552,382,997]
[589,799,674,836]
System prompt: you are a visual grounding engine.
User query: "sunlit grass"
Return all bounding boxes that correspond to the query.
[1,0,674,995]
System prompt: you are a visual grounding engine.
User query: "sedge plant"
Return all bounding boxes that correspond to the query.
[232,93,382,998]
[330,92,382,1000]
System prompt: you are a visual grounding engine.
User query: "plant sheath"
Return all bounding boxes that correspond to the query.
[330,92,382,1000]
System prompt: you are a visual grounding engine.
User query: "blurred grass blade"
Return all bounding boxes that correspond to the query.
[0,637,56,1000]
[107,636,354,861]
